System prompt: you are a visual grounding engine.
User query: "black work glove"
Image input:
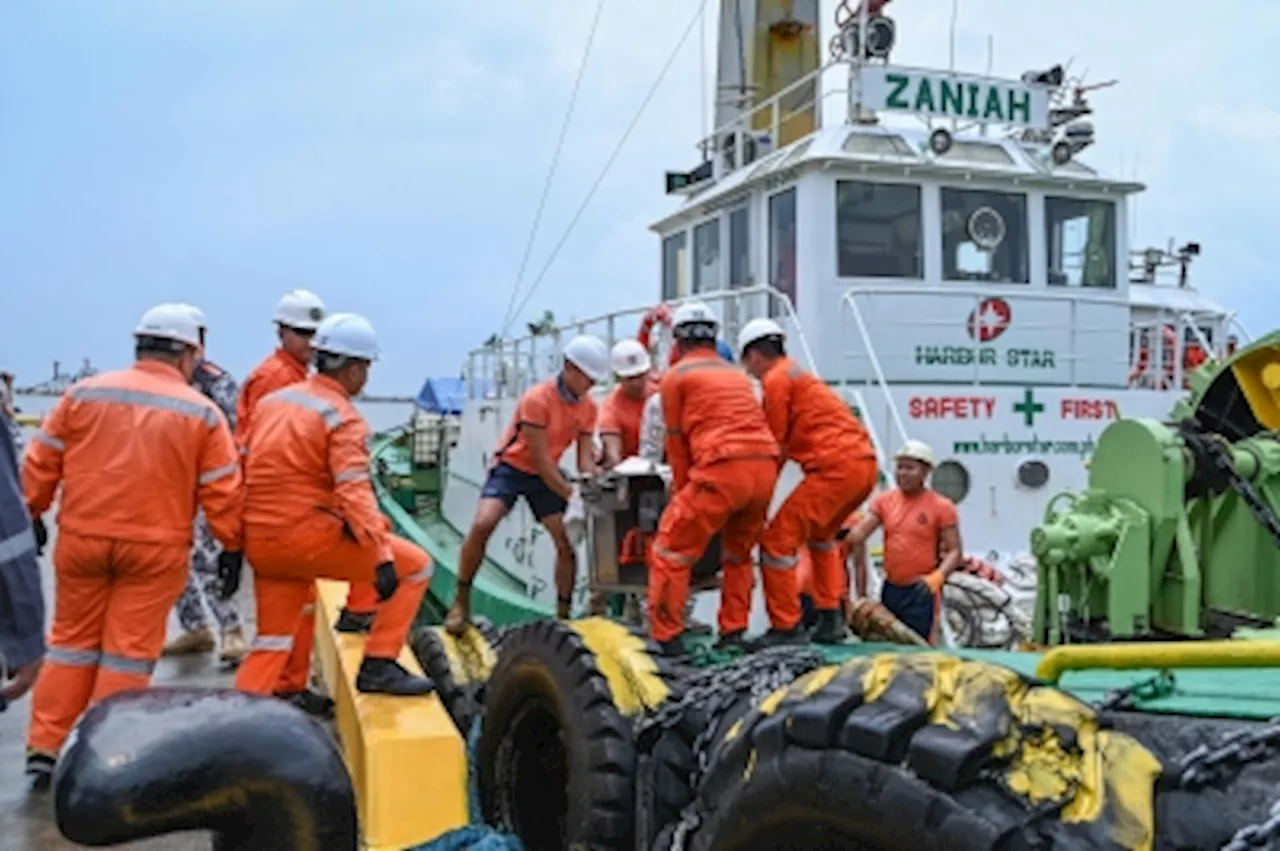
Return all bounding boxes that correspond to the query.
[217,551,244,601]
[31,516,47,556]
[373,561,398,602]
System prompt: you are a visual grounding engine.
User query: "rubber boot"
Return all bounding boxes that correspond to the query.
[218,627,248,665]
[748,625,809,650]
[355,658,435,696]
[811,609,849,645]
[656,634,687,658]
[276,689,335,720]
[334,608,374,634]
[161,627,215,657]
[26,751,54,791]
[714,630,750,652]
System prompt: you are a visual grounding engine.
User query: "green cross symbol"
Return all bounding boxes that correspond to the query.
[1013,388,1044,427]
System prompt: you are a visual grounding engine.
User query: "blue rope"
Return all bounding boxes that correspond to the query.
[410,717,524,850]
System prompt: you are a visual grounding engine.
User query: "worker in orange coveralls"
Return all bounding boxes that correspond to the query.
[648,302,786,657]
[797,511,865,626]
[238,290,375,717]
[231,313,435,699]
[739,317,879,644]
[21,303,243,789]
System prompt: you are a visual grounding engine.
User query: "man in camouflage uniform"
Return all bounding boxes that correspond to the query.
[161,307,248,665]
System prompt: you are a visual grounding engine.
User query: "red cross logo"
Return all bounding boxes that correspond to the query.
[966,297,1012,343]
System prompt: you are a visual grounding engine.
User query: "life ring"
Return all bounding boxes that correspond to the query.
[637,304,676,371]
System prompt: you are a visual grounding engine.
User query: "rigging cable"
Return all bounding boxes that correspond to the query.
[499,0,607,335]
[501,0,714,336]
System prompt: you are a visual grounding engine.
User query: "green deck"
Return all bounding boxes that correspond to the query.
[372,436,1280,720]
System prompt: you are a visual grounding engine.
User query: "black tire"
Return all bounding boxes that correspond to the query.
[635,693,755,851]
[686,652,1168,851]
[478,616,677,851]
[634,647,824,851]
[409,616,501,735]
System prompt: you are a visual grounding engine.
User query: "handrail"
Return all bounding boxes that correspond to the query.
[1035,640,1280,684]
[839,290,910,450]
[695,58,850,174]
[465,285,819,400]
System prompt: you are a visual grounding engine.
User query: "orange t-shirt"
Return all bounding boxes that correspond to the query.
[597,380,657,461]
[869,488,958,586]
[494,377,597,475]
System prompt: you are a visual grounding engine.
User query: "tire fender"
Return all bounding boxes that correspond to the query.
[689,652,1164,851]
[479,617,675,851]
[410,617,501,735]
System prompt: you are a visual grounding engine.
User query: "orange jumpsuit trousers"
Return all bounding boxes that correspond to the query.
[760,457,878,612]
[27,534,190,756]
[237,352,379,694]
[647,457,778,642]
[234,516,431,695]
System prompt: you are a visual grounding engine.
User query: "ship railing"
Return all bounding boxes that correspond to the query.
[1127,308,1251,391]
[462,285,816,402]
[694,58,852,182]
[839,285,1134,389]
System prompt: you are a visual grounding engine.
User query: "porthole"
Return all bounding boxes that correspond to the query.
[932,460,970,504]
[1017,459,1050,489]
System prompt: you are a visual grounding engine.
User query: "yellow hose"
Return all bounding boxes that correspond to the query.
[1035,640,1280,684]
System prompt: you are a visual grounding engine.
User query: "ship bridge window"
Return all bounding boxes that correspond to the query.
[836,180,922,278]
[842,133,916,158]
[728,204,751,289]
[1046,197,1116,288]
[693,217,722,293]
[768,187,797,314]
[662,231,687,300]
[941,188,1029,283]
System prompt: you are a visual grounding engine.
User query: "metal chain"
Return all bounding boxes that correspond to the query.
[1172,717,1280,791]
[1221,798,1280,851]
[1190,428,1280,549]
[639,646,825,851]
[1092,670,1176,712]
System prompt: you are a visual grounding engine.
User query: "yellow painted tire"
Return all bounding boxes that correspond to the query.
[477,617,675,851]
[408,618,500,735]
[684,653,1165,851]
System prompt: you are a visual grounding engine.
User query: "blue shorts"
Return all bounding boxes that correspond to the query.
[881,580,936,642]
[481,462,567,521]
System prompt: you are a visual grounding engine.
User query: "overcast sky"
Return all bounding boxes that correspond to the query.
[2,1,1276,394]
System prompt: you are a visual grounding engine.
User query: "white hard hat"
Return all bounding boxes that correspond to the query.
[563,335,609,383]
[133,303,203,349]
[274,289,326,330]
[313,312,380,361]
[737,317,785,355]
[671,301,718,329]
[610,339,652,378]
[173,303,206,330]
[895,439,936,467]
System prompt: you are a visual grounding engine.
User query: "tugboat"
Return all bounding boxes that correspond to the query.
[437,0,1244,647]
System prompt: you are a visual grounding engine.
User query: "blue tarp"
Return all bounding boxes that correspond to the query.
[416,377,500,414]
[415,378,467,414]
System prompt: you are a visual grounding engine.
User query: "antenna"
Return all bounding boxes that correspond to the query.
[948,0,959,74]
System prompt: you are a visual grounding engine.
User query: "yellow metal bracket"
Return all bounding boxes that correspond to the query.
[313,580,468,850]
